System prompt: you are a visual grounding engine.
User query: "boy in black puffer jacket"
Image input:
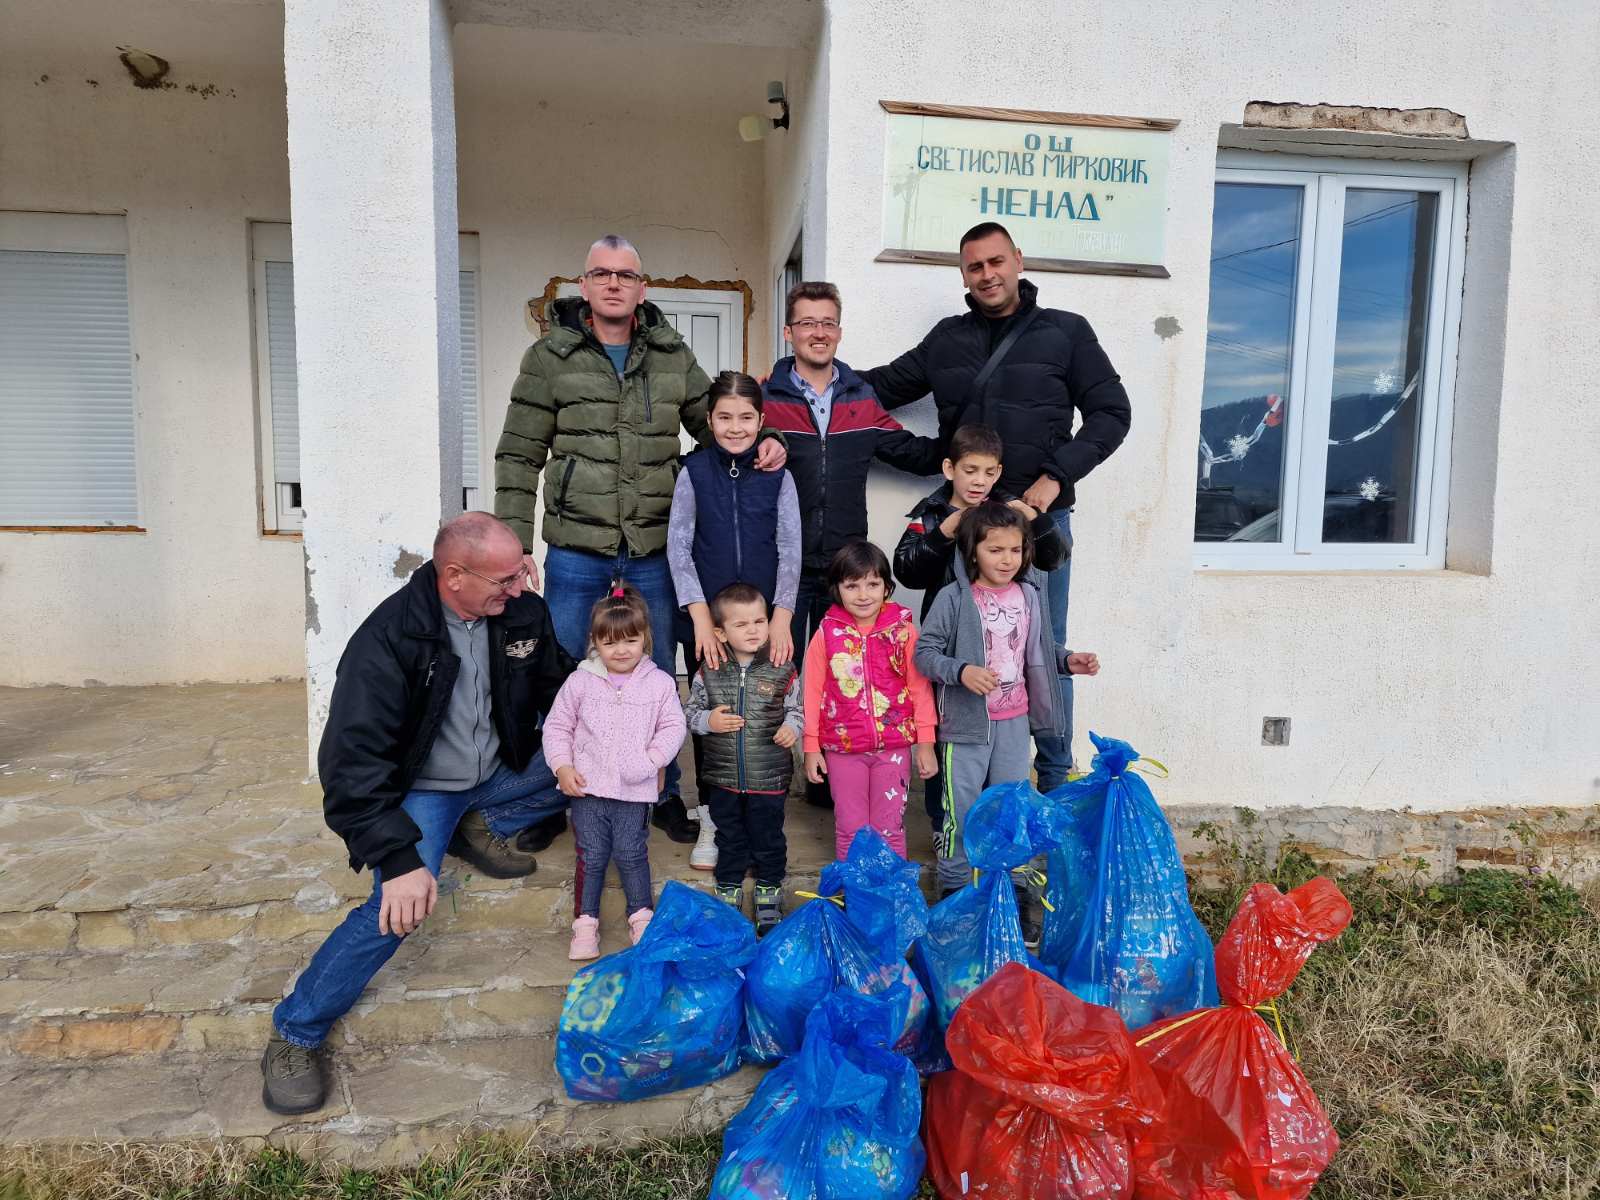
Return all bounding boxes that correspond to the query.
[683,583,805,936]
[895,423,1070,620]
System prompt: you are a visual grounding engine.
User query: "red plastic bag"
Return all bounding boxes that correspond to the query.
[1133,877,1353,1200]
[925,962,1165,1200]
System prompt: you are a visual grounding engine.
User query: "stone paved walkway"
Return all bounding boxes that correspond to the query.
[0,682,930,1160]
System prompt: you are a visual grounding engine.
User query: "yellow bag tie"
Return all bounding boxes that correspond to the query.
[1134,1008,1211,1047]
[792,890,844,908]
[1132,756,1170,780]
[1133,1000,1297,1060]
[1008,865,1056,912]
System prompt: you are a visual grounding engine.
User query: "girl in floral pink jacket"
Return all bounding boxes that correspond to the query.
[802,541,938,860]
[542,585,687,959]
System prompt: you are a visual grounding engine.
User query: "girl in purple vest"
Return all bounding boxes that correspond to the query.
[802,540,938,859]
[668,370,802,868]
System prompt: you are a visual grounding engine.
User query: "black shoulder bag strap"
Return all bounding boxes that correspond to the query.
[970,305,1043,414]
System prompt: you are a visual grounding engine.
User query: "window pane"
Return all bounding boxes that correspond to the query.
[1195,183,1302,543]
[0,250,138,525]
[1323,188,1438,543]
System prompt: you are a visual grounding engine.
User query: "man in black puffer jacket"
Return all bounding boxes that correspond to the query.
[863,221,1131,791]
[261,513,575,1117]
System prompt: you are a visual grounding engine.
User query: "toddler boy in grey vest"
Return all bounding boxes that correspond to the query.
[683,582,804,935]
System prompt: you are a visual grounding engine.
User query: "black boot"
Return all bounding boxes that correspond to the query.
[1015,881,1042,950]
[650,794,699,844]
[514,811,568,855]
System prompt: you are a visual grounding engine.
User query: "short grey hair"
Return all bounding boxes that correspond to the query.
[586,234,642,271]
[434,511,521,564]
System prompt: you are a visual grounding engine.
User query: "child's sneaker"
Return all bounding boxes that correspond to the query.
[754,884,783,937]
[627,908,653,945]
[568,915,601,961]
[713,882,744,910]
[689,806,718,871]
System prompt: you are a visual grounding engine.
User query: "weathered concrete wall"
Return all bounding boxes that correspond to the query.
[0,3,779,685]
[819,0,1600,814]
[0,1,303,686]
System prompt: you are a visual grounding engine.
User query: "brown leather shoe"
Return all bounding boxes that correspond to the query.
[448,810,538,879]
[261,1034,326,1115]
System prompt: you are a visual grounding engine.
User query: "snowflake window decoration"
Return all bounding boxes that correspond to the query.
[1358,476,1383,502]
[1226,434,1252,459]
[1372,368,1400,394]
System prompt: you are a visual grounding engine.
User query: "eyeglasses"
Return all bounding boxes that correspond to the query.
[789,318,841,332]
[584,268,645,286]
[459,565,525,593]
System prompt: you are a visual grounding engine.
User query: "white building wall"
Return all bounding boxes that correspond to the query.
[822,0,1600,812]
[0,8,776,684]
[0,3,303,686]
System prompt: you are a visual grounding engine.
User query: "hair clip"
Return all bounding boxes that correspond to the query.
[610,585,625,599]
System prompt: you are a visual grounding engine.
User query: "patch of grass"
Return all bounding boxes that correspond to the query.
[5,846,1598,1200]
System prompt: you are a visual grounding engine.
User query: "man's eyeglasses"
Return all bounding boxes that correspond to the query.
[789,318,841,332]
[584,268,645,286]
[459,565,525,593]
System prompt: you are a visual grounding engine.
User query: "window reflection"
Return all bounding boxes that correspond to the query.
[1194,183,1300,543]
[1323,189,1437,543]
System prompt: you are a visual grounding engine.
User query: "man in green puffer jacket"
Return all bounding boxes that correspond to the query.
[494,234,786,841]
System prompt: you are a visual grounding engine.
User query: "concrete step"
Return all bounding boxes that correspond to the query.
[0,1033,769,1164]
[0,853,935,1065]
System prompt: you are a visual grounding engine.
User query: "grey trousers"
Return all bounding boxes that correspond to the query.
[936,714,1033,892]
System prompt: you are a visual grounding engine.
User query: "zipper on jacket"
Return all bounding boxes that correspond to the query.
[555,458,576,514]
[730,462,743,579]
[859,624,885,752]
[736,663,748,792]
[642,373,652,424]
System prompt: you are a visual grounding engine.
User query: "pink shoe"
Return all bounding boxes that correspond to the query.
[628,908,654,945]
[568,915,600,960]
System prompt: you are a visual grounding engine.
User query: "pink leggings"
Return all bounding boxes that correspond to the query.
[825,748,910,860]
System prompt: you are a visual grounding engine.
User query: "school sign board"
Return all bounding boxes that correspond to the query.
[878,101,1177,278]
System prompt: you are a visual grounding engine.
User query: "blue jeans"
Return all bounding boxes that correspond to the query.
[273,752,565,1048]
[543,544,681,801]
[1033,508,1075,791]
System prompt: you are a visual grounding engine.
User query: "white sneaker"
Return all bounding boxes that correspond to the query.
[689,805,718,871]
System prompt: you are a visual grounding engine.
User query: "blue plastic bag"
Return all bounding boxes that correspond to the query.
[912,780,1068,1028]
[742,890,930,1064]
[815,826,929,959]
[712,987,926,1200]
[556,880,756,1101]
[1038,732,1219,1028]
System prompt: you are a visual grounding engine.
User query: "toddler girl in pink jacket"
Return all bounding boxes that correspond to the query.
[541,584,687,960]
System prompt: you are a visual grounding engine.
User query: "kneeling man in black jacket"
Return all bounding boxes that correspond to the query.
[261,512,576,1116]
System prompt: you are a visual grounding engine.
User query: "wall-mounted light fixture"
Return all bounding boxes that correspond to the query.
[117,46,171,89]
[738,81,790,142]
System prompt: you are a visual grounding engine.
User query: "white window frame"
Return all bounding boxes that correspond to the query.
[251,226,484,531]
[0,211,142,530]
[1194,152,1468,571]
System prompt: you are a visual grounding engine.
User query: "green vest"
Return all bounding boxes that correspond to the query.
[698,652,796,795]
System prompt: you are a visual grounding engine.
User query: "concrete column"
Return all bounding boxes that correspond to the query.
[285,0,462,768]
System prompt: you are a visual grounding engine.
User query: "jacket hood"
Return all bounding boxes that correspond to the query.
[763,355,864,399]
[962,275,1040,319]
[545,295,682,358]
[822,599,913,637]
[577,652,661,684]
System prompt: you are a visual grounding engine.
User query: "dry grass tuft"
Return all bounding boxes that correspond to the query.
[4,860,1597,1200]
